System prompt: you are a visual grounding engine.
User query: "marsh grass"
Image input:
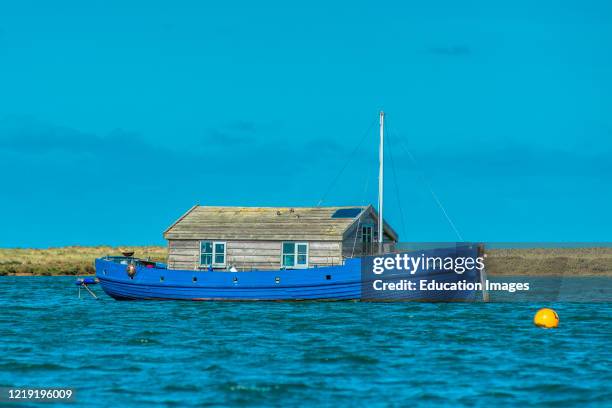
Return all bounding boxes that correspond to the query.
[0,246,610,276]
[485,247,612,276]
[0,246,167,276]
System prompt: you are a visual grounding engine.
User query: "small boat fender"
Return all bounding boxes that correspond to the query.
[126,264,136,278]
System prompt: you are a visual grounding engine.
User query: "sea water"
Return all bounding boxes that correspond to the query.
[0,276,610,407]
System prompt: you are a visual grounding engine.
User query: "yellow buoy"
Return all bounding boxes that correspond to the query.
[534,308,559,328]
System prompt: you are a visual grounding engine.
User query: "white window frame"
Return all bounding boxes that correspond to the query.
[281,242,309,269]
[200,241,227,268]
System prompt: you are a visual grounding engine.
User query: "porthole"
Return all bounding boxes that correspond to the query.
[192,276,198,283]
[160,276,165,282]
[275,277,280,284]
[232,276,238,284]
[326,275,332,280]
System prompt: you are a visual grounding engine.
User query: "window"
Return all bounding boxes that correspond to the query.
[200,241,226,267]
[362,226,373,243]
[214,242,226,266]
[282,242,308,268]
[362,225,373,255]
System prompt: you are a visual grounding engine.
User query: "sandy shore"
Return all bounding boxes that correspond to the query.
[1,246,611,276]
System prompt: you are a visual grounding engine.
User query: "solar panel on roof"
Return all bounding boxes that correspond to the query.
[331,208,362,218]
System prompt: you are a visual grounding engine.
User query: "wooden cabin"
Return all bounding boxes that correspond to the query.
[163,205,398,271]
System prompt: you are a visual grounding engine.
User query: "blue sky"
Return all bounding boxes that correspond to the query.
[0,0,610,247]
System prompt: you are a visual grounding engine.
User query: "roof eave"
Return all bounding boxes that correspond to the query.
[163,204,199,238]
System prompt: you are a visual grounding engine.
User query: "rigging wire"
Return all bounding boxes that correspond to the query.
[316,117,378,206]
[351,168,372,258]
[384,118,408,240]
[388,126,464,241]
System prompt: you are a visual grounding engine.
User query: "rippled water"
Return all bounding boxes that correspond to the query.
[0,277,610,407]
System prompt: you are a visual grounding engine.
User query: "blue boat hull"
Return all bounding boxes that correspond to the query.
[95,246,485,301]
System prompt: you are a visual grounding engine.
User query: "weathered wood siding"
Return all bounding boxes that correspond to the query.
[341,213,397,258]
[167,239,342,271]
[167,239,199,270]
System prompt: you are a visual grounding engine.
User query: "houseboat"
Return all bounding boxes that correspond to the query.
[93,112,487,301]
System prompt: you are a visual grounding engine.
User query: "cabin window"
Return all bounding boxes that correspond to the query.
[282,242,308,268]
[362,225,373,243]
[362,225,374,255]
[200,241,226,267]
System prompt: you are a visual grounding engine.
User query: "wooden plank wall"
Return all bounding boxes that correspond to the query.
[167,239,199,270]
[167,239,343,271]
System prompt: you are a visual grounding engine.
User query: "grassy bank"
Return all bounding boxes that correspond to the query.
[484,247,612,276]
[0,246,166,276]
[0,246,611,276]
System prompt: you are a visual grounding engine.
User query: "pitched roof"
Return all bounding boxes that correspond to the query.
[163,205,397,241]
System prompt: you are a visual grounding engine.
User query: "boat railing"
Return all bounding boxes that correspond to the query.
[102,256,167,269]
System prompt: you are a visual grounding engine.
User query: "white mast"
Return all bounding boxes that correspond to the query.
[378,111,385,253]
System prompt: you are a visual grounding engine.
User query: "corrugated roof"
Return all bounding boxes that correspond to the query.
[163,205,396,241]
